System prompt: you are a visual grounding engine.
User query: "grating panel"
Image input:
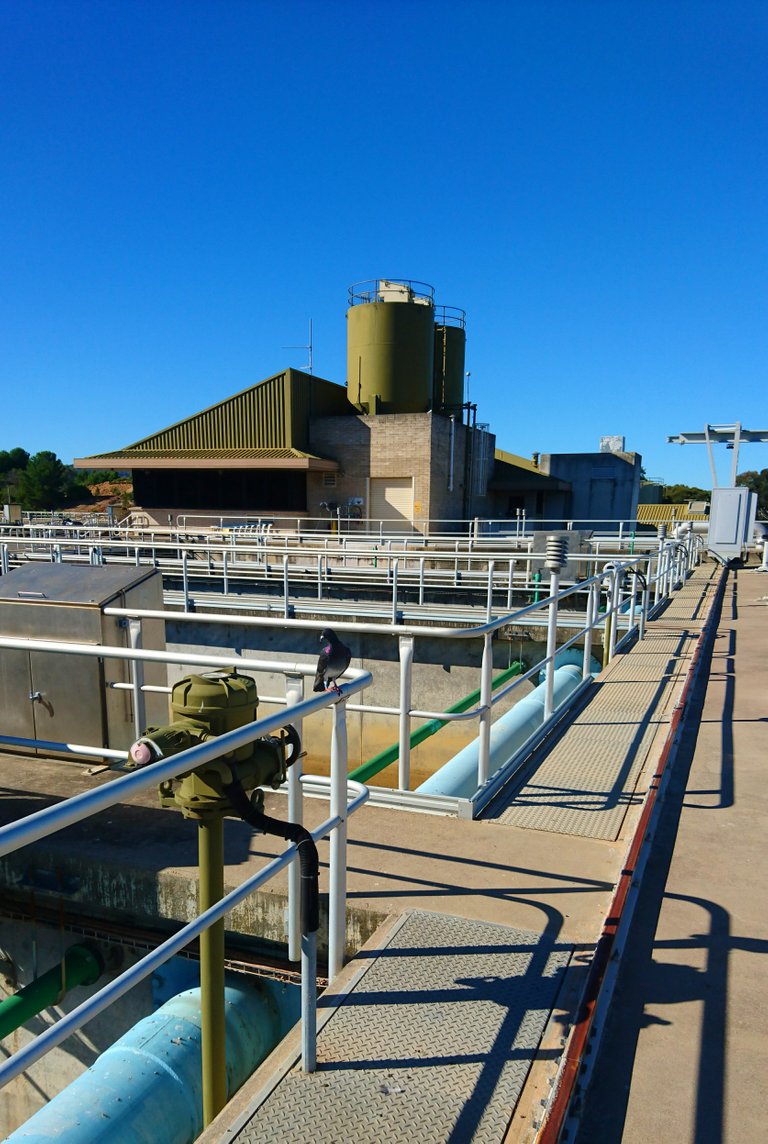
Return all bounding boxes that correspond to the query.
[485,629,699,839]
[492,718,661,839]
[231,911,570,1144]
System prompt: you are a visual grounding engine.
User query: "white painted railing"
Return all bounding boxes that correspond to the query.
[0,651,371,1092]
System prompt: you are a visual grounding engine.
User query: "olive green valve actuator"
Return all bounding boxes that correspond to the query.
[128,670,300,818]
[127,670,303,1127]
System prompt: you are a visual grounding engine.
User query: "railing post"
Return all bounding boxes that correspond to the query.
[283,554,290,618]
[655,526,667,604]
[128,619,146,740]
[507,558,515,611]
[222,550,229,595]
[477,632,493,787]
[582,579,598,679]
[628,566,639,633]
[543,536,567,720]
[391,558,399,624]
[328,698,348,980]
[418,557,425,606]
[486,559,495,623]
[397,635,414,790]
[0,544,8,575]
[182,551,190,610]
[608,570,620,660]
[285,672,305,964]
[639,575,650,640]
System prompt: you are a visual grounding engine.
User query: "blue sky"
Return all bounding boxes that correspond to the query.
[2,0,766,490]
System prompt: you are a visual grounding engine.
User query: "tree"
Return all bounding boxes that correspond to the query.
[662,483,710,505]
[0,447,30,474]
[17,451,75,510]
[736,469,768,518]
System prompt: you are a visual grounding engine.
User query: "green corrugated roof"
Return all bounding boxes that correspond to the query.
[75,369,353,468]
[86,448,322,462]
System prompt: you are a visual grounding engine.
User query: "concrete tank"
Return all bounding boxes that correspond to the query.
[347,279,434,413]
[433,306,466,410]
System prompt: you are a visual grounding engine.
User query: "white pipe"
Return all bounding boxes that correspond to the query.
[0,679,371,862]
[476,632,493,786]
[543,566,561,719]
[182,551,190,609]
[486,560,495,623]
[391,558,399,623]
[128,618,146,740]
[582,580,598,680]
[285,673,305,963]
[328,700,348,980]
[397,636,414,790]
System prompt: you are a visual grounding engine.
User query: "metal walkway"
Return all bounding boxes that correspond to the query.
[200,565,719,1144]
[485,568,717,842]
[214,911,570,1144]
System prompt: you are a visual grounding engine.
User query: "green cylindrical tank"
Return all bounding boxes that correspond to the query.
[346,279,435,413]
[433,311,466,410]
[171,672,258,764]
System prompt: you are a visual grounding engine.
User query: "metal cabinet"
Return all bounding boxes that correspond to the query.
[0,564,167,756]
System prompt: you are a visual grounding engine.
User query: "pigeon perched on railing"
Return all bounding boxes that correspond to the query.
[313,628,351,695]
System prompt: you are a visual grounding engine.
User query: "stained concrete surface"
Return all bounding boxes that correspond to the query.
[576,566,768,1144]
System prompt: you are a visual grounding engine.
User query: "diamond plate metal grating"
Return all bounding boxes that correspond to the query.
[231,911,570,1144]
[486,629,699,839]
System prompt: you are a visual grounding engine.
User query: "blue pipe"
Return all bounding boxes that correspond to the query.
[416,664,583,799]
[8,983,280,1144]
[537,647,602,683]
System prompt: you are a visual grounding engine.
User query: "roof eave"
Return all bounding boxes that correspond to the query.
[74,456,340,472]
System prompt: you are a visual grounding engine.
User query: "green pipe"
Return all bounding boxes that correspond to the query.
[349,661,526,784]
[0,944,102,1041]
[532,570,542,603]
[199,814,227,1127]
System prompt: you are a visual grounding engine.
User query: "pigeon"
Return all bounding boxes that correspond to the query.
[313,628,351,695]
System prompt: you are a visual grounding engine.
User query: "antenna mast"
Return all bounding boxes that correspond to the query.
[283,319,313,374]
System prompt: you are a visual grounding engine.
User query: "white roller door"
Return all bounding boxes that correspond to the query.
[368,477,414,530]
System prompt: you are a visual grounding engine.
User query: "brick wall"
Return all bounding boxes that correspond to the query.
[308,412,495,527]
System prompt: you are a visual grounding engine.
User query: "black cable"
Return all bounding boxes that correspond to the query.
[222,771,319,938]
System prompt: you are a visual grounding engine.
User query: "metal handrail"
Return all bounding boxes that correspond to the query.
[0,775,368,1089]
[0,536,697,802]
[0,669,371,1093]
[347,278,435,305]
